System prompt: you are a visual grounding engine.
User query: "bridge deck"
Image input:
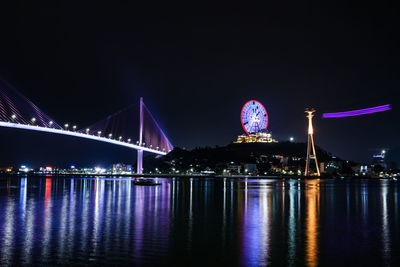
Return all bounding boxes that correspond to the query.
[0,121,166,155]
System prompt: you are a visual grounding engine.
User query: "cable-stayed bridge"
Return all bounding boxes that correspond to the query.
[0,79,173,174]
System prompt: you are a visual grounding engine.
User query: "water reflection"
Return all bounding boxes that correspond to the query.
[305,179,320,267]
[0,177,399,266]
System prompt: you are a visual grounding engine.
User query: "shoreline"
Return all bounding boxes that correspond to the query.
[0,173,396,180]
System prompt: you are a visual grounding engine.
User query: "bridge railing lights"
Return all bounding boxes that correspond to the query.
[86,128,90,134]
[64,123,69,130]
[73,125,77,131]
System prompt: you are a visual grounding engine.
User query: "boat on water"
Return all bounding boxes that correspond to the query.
[133,178,161,186]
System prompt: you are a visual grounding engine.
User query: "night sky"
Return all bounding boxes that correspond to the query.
[0,4,399,167]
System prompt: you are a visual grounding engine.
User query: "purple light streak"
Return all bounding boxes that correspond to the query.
[322,104,391,118]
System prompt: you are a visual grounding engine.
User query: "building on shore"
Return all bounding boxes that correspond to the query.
[234,130,278,144]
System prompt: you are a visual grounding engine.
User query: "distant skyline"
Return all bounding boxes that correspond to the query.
[0,5,399,166]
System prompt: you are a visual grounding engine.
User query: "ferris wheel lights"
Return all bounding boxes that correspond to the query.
[241,100,268,135]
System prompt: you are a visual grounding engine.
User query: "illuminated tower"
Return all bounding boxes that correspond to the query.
[137,97,144,174]
[305,109,320,177]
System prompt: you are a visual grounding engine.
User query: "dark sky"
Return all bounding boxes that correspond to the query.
[0,4,399,167]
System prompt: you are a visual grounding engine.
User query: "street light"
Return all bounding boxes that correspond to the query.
[73,125,77,131]
[64,123,69,130]
[97,131,102,136]
[31,117,36,124]
[108,133,112,138]
[11,114,16,120]
[127,138,131,143]
[119,136,122,141]
[86,128,90,134]
[290,137,294,142]
[49,121,53,127]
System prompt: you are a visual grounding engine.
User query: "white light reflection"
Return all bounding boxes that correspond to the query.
[19,178,27,218]
[22,188,35,265]
[381,183,390,265]
[57,179,69,259]
[287,180,298,265]
[92,178,105,254]
[241,180,271,266]
[0,198,16,264]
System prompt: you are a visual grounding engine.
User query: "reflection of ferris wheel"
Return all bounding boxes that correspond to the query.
[240,100,268,135]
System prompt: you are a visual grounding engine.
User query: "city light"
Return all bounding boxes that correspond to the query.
[290,137,294,142]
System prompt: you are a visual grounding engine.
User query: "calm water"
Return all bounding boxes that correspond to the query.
[0,176,399,266]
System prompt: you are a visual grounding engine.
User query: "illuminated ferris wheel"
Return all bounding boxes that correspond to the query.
[240,100,269,135]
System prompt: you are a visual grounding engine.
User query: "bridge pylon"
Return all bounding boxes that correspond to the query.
[137,97,144,174]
